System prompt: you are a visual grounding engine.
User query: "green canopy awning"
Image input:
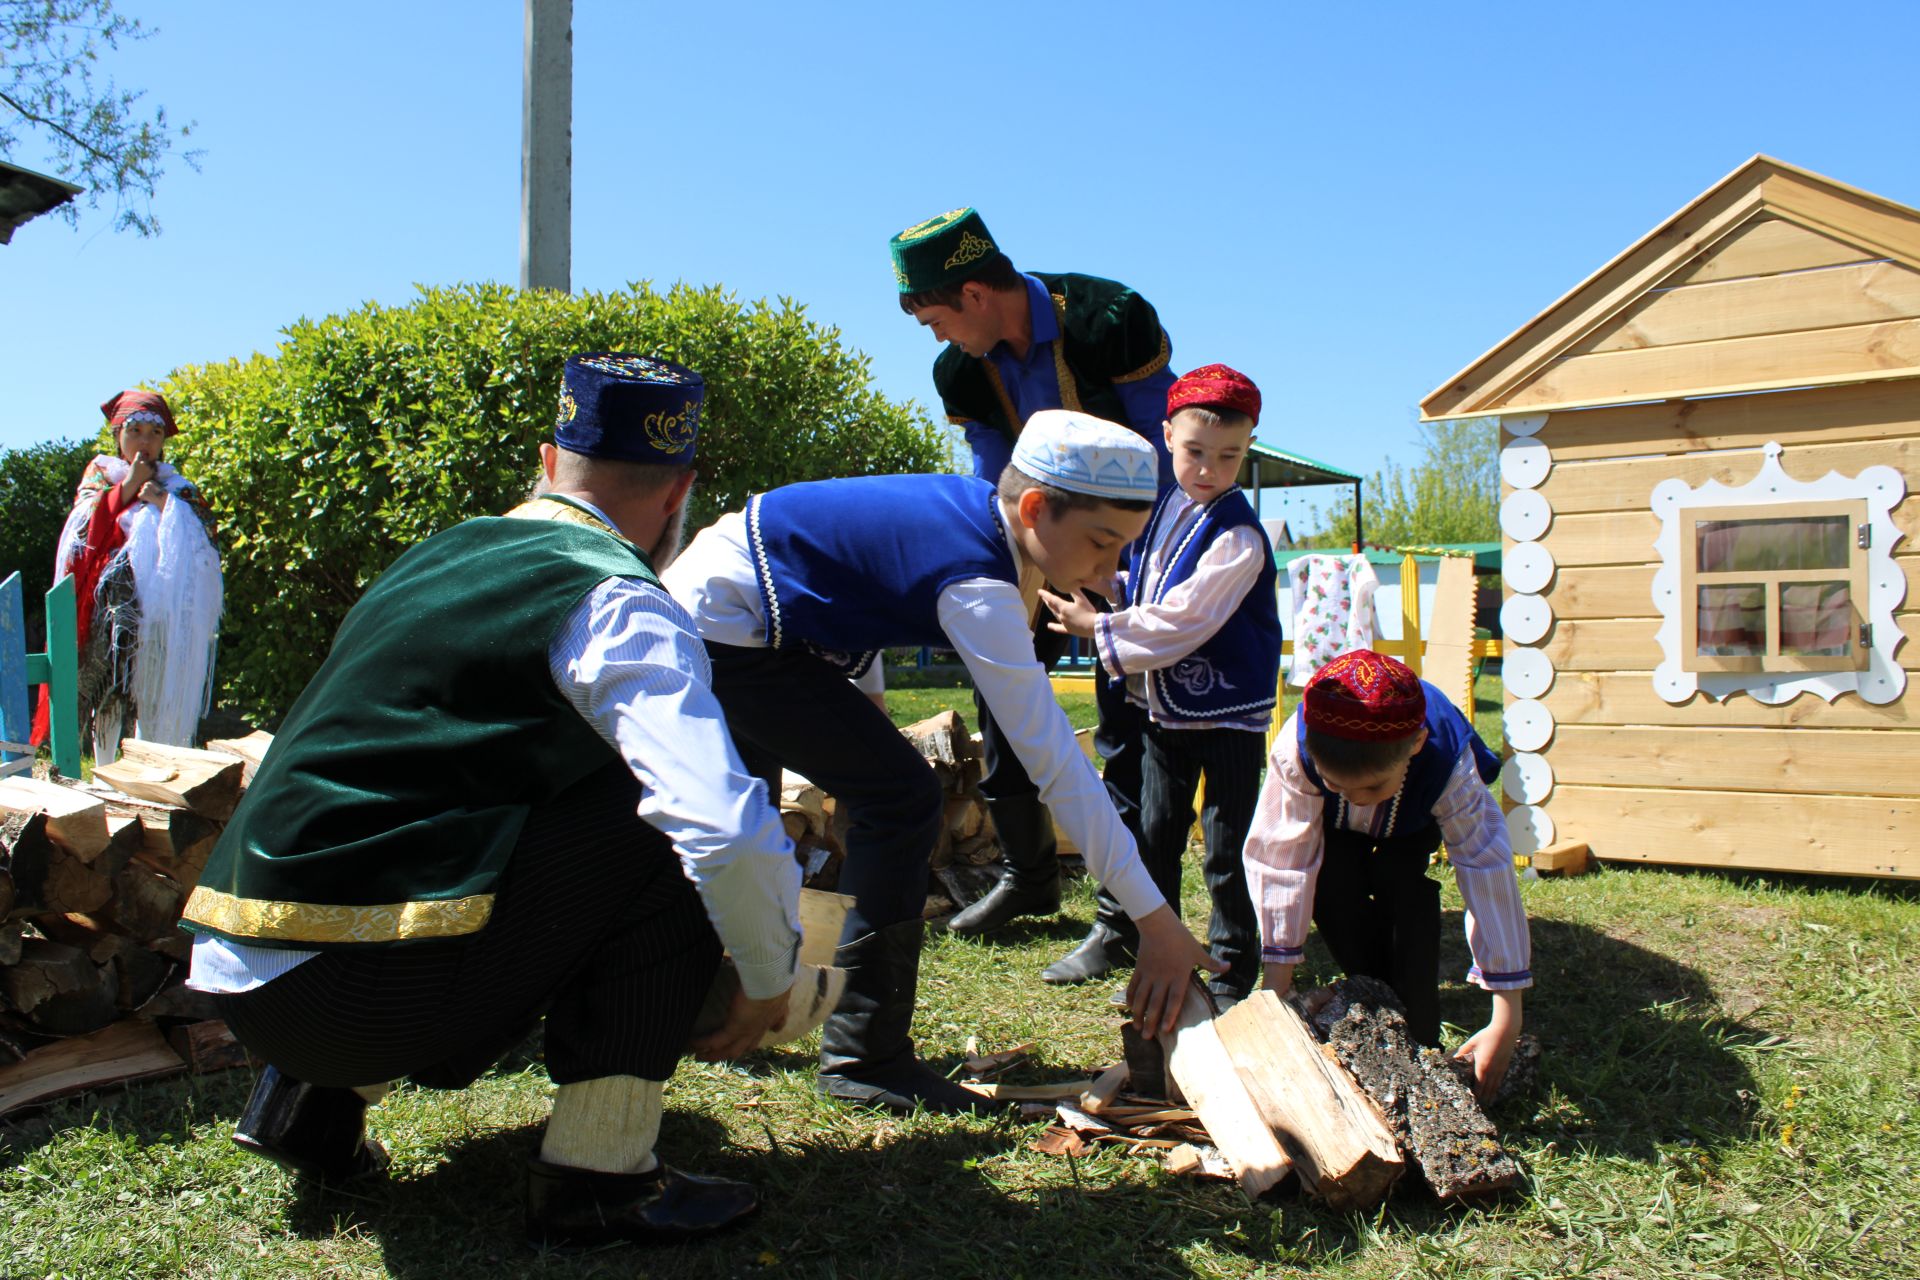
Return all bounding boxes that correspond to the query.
[0,160,82,245]
[1236,440,1361,489]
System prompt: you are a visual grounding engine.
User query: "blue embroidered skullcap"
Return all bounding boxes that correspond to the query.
[1011,409,1159,501]
[554,352,703,465]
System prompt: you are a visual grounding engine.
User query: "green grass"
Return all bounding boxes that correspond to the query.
[5,674,1917,1278]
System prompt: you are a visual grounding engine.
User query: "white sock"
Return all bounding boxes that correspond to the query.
[539,1075,663,1175]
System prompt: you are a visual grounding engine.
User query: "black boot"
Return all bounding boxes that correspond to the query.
[231,1065,388,1182]
[526,1159,757,1249]
[1042,919,1139,985]
[947,794,1060,936]
[818,919,999,1114]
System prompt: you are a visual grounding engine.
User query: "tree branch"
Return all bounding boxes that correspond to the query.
[0,86,114,165]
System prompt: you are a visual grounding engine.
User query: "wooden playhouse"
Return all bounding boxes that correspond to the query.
[1421,156,1918,879]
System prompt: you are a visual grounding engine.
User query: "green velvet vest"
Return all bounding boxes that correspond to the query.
[182,498,656,948]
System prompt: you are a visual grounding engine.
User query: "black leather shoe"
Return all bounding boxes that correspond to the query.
[526,1159,757,1248]
[231,1065,388,1182]
[945,872,1061,937]
[1042,925,1137,985]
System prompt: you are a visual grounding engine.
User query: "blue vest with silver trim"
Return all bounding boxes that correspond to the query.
[747,474,1017,673]
[1129,485,1282,723]
[1296,682,1501,840]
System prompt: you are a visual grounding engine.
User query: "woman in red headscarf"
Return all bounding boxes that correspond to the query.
[33,390,223,759]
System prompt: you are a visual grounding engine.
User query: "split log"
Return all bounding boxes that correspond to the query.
[1213,991,1403,1210]
[5,812,113,915]
[1156,980,1295,1198]
[1530,840,1591,876]
[797,888,853,968]
[779,772,829,840]
[95,740,244,821]
[1304,977,1521,1201]
[90,934,173,1011]
[103,862,188,944]
[901,710,978,769]
[204,730,273,786]
[165,1019,254,1074]
[0,919,24,966]
[0,1018,185,1118]
[3,938,118,1035]
[0,866,13,918]
[0,776,110,860]
[139,981,219,1023]
[1121,1021,1169,1101]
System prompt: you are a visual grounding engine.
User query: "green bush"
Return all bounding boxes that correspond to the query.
[161,281,954,725]
[0,437,102,640]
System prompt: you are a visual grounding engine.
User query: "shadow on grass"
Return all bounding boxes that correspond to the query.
[275,1112,1351,1280]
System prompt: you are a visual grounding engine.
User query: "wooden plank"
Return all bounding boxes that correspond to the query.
[1663,216,1878,286]
[1527,841,1591,875]
[1763,168,1920,278]
[1158,982,1295,1198]
[1546,783,1919,878]
[1422,556,1477,717]
[1547,559,1920,620]
[1549,724,1920,797]
[95,741,244,821]
[1506,316,1920,412]
[1537,614,1920,672]
[1213,992,1402,1210]
[0,1019,186,1118]
[1576,261,1920,356]
[1545,503,1920,569]
[1538,435,1920,515]
[1541,671,1918,729]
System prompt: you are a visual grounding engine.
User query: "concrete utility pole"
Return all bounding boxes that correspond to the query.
[520,0,572,293]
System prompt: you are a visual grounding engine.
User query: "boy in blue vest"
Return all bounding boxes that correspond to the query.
[1243,650,1531,1099]
[1038,365,1279,1001]
[665,410,1221,1113]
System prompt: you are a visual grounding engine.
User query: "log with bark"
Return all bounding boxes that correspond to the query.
[93,739,245,822]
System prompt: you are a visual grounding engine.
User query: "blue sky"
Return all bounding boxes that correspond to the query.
[7,1,1920,530]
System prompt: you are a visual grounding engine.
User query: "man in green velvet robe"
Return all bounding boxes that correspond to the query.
[182,354,804,1250]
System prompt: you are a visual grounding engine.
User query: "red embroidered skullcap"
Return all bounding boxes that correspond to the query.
[1303,650,1426,741]
[100,389,178,437]
[1167,363,1261,427]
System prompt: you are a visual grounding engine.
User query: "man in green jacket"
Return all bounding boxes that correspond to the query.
[182,354,801,1250]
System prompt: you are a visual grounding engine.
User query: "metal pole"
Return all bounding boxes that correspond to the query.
[520,0,572,293]
[1352,480,1364,552]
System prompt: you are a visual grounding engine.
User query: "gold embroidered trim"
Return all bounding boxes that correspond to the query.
[504,496,629,542]
[943,230,995,271]
[981,362,1022,436]
[898,208,968,241]
[182,884,495,945]
[1048,294,1083,413]
[1113,329,1172,384]
[644,399,698,455]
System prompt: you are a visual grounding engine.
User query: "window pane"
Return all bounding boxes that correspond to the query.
[1696,515,1851,572]
[1779,580,1853,656]
[1697,583,1766,656]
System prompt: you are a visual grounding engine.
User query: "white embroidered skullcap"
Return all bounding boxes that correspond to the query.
[1011,409,1159,501]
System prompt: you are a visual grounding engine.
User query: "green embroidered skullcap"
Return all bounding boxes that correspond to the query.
[889,207,1001,294]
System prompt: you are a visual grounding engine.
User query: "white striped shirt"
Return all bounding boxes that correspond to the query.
[1242,711,1532,991]
[190,569,803,1002]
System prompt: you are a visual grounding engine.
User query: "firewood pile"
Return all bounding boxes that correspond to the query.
[0,732,270,1116]
[781,709,1006,918]
[1016,976,1532,1209]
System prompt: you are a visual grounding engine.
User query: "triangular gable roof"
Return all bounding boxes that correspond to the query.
[1421,156,1920,419]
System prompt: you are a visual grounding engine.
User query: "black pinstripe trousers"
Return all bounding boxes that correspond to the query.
[212,759,722,1088]
[1137,722,1265,995]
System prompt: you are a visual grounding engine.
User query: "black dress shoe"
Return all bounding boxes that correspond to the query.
[945,873,1061,936]
[1042,925,1136,985]
[526,1159,758,1248]
[231,1065,388,1182]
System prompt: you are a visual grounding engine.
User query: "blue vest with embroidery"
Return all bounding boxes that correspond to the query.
[747,474,1017,673]
[1296,681,1500,841]
[1128,486,1282,723]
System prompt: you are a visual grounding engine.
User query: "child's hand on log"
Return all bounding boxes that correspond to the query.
[690,983,791,1061]
[1129,906,1226,1034]
[1039,587,1099,639]
[1453,988,1524,1102]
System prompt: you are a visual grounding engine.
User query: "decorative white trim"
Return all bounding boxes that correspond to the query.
[1504,699,1555,752]
[1502,645,1555,699]
[1501,412,1548,439]
[1506,805,1555,855]
[1500,751,1553,804]
[745,493,784,650]
[1500,436,1553,490]
[1500,594,1552,645]
[1505,542,1555,594]
[1650,441,1908,705]
[1500,489,1552,542]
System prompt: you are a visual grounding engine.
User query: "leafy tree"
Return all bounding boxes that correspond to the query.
[1304,417,1499,548]
[0,435,98,639]
[162,281,954,724]
[1,0,197,235]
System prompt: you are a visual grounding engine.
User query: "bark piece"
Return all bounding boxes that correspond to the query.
[95,740,244,821]
[0,1019,186,1118]
[1214,991,1403,1210]
[1157,980,1295,1198]
[0,777,110,860]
